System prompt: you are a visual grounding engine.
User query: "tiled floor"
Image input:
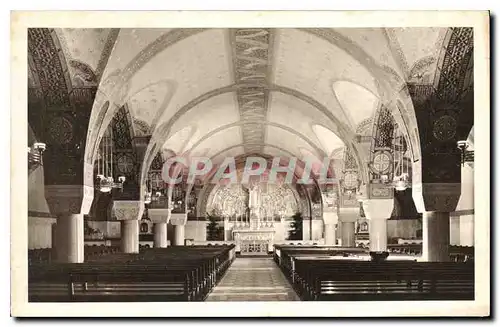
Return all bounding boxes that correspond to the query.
[206,257,299,301]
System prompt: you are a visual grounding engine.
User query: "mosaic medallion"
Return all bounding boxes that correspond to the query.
[48,116,73,144]
[343,172,358,189]
[372,151,392,174]
[117,154,134,174]
[432,115,457,141]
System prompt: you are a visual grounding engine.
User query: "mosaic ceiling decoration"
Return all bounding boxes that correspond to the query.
[231,29,273,154]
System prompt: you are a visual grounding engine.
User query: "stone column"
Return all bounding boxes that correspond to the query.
[338,207,358,247]
[53,213,84,263]
[223,219,232,241]
[413,183,461,262]
[149,208,171,248]
[449,216,461,245]
[460,215,474,246]
[45,185,93,263]
[174,225,185,246]
[423,212,451,262]
[171,213,188,246]
[121,219,139,253]
[153,223,168,247]
[341,222,356,247]
[113,201,144,254]
[323,212,338,245]
[457,163,474,246]
[362,198,394,261]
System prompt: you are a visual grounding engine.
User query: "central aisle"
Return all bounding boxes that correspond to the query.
[206,257,300,301]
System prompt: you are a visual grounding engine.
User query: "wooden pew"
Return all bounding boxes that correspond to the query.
[28,248,52,264]
[387,244,474,262]
[273,245,368,276]
[29,245,236,302]
[291,259,474,301]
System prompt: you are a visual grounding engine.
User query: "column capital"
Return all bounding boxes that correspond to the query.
[112,200,144,220]
[323,211,339,225]
[45,185,94,215]
[367,183,394,200]
[170,213,188,226]
[413,183,461,213]
[362,198,394,220]
[338,207,358,223]
[149,208,172,223]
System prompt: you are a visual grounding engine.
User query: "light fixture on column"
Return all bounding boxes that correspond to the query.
[457,140,474,166]
[96,132,125,193]
[151,191,163,202]
[143,179,153,204]
[28,142,46,171]
[144,192,152,204]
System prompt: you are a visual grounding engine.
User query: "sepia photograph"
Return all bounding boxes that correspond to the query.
[10,10,490,317]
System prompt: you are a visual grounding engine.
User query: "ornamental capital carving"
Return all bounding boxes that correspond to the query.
[149,208,172,223]
[170,213,187,226]
[112,200,144,221]
[412,183,461,213]
[45,185,94,215]
[323,211,339,225]
[367,183,394,199]
[362,198,394,220]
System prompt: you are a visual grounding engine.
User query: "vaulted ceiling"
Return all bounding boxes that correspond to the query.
[33,27,449,170]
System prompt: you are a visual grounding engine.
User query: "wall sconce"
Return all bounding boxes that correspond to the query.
[28,142,46,171]
[457,140,474,166]
[393,173,410,191]
[144,191,152,204]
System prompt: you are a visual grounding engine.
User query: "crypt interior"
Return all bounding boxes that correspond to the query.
[27,27,475,302]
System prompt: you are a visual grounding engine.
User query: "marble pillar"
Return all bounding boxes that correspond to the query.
[171,213,188,246]
[460,215,474,246]
[363,199,394,261]
[413,182,461,262]
[121,219,139,253]
[341,222,356,247]
[423,211,451,262]
[149,208,171,248]
[153,222,168,248]
[113,201,144,254]
[44,185,93,263]
[174,225,186,246]
[53,213,84,263]
[323,212,338,246]
[449,216,461,245]
[338,207,358,247]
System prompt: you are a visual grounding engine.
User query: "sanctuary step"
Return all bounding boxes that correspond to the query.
[205,258,299,301]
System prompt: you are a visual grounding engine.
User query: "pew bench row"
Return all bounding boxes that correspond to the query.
[29,245,236,302]
[274,245,475,301]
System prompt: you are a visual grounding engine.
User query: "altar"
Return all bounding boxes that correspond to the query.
[211,182,295,255]
[232,224,276,255]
